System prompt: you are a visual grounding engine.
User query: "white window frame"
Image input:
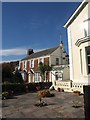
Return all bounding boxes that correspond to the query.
[34,72,41,82]
[56,58,59,65]
[31,59,34,68]
[80,49,83,74]
[86,47,90,75]
[38,57,44,64]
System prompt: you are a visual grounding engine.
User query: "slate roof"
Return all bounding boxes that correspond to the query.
[21,46,59,61]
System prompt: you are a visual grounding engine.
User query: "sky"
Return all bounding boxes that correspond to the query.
[1,2,81,62]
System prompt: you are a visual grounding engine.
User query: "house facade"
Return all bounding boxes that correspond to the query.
[64,0,90,93]
[19,42,69,83]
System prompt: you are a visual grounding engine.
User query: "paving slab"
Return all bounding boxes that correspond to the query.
[2,90,85,118]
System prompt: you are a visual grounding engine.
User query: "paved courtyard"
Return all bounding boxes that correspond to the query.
[2,90,85,118]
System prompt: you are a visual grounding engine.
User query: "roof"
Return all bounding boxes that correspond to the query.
[21,46,59,61]
[64,0,88,28]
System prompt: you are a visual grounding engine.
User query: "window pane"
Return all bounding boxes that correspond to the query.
[88,66,90,74]
[86,46,90,74]
[80,49,83,73]
[56,58,59,65]
[83,19,90,37]
[88,56,90,64]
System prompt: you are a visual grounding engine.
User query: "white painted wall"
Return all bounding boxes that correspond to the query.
[67,2,90,84]
[50,46,68,66]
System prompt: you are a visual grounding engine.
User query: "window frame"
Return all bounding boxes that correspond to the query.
[31,59,34,68]
[86,47,90,75]
[56,58,59,65]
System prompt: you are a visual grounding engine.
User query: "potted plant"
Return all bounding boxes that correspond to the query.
[72,100,81,108]
[57,88,61,92]
[73,90,80,96]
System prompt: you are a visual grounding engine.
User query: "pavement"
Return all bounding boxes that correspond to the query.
[2,90,85,118]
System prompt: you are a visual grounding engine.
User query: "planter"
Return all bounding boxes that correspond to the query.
[35,101,48,107]
[57,88,61,92]
[73,91,80,96]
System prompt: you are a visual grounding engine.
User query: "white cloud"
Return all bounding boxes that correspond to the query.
[0,59,20,63]
[0,48,48,57]
[0,48,27,56]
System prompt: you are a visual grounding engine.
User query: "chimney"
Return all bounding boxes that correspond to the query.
[27,49,34,55]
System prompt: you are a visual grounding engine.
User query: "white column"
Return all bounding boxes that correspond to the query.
[67,26,73,81]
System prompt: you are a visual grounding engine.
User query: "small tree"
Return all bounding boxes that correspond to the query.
[38,62,52,82]
[13,68,24,84]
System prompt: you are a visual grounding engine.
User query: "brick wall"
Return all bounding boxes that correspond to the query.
[20,62,23,70]
[27,61,30,72]
[44,57,49,65]
[34,59,38,71]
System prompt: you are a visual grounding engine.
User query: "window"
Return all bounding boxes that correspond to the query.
[55,72,62,80]
[24,61,25,68]
[34,73,40,82]
[56,58,59,65]
[86,47,90,74]
[83,19,90,37]
[39,58,43,63]
[23,61,27,68]
[31,60,34,68]
[80,49,83,74]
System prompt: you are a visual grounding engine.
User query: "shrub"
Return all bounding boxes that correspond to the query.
[73,90,81,96]
[27,82,52,92]
[38,89,55,98]
[2,82,26,94]
[2,91,9,99]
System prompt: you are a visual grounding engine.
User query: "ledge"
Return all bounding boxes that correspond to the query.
[75,36,90,47]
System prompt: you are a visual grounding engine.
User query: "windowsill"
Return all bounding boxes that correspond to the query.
[75,35,90,47]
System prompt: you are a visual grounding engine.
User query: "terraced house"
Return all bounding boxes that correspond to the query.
[19,41,69,83]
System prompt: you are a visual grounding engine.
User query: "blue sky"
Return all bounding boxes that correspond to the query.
[2,2,81,62]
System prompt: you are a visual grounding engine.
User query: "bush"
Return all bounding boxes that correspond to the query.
[2,91,9,99]
[2,82,26,94]
[27,82,52,92]
[73,90,81,95]
[38,89,55,98]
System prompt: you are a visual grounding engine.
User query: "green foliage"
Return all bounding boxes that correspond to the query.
[38,62,52,81]
[2,91,9,99]
[2,61,19,83]
[13,69,23,84]
[2,82,26,94]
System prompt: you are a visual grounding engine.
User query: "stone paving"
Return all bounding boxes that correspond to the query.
[2,90,85,118]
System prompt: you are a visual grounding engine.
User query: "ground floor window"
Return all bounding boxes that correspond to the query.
[86,46,90,74]
[55,72,62,80]
[34,73,41,82]
[80,49,83,74]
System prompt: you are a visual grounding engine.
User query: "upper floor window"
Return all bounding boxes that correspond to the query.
[86,47,90,74]
[31,60,34,68]
[56,58,59,65]
[83,19,90,37]
[39,58,43,63]
[23,61,27,68]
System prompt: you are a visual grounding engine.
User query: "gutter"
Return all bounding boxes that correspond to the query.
[64,0,88,28]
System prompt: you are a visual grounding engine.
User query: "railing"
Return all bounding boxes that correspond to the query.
[72,82,87,93]
[55,80,88,93]
[55,80,71,89]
